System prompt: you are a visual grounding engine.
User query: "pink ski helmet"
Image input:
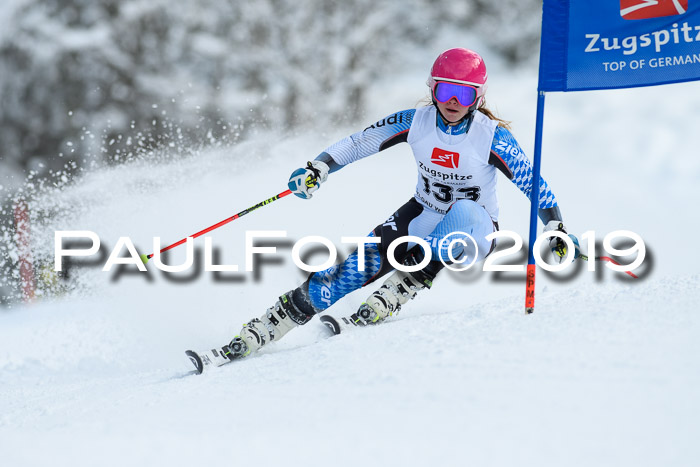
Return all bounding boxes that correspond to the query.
[428,48,488,112]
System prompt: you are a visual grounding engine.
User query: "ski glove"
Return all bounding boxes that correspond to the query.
[288,160,330,199]
[543,220,580,263]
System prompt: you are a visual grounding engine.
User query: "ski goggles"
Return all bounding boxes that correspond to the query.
[432,81,479,107]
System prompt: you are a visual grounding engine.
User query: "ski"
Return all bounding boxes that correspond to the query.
[185,345,236,374]
[187,314,367,374]
[319,313,367,336]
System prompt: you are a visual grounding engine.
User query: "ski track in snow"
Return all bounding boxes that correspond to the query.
[1,276,699,466]
[2,43,700,466]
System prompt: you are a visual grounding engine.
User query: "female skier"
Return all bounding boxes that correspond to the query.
[227,48,573,358]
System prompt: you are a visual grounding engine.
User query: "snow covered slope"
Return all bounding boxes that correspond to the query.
[1,42,699,466]
[1,275,698,466]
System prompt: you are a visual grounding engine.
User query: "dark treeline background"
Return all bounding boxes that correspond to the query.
[0,0,540,187]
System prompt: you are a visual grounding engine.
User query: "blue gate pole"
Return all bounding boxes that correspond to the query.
[525,90,546,314]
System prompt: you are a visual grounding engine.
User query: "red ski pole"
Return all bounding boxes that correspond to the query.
[578,254,639,279]
[140,189,293,264]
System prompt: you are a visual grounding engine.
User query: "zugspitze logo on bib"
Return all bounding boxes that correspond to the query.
[431,148,459,169]
[620,0,688,20]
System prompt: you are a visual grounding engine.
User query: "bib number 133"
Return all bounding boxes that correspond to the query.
[421,175,480,203]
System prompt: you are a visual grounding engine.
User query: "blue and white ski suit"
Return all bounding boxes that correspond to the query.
[301,106,560,312]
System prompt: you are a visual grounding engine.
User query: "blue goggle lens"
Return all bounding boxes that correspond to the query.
[433,82,478,107]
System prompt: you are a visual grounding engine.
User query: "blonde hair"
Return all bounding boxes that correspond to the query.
[477,99,511,129]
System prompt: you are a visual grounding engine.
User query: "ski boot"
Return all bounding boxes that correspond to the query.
[357,258,434,324]
[228,290,315,358]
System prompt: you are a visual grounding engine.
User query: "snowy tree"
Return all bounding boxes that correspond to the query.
[0,0,540,180]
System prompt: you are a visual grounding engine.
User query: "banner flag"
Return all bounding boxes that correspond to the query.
[539,0,700,92]
[526,1,699,313]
